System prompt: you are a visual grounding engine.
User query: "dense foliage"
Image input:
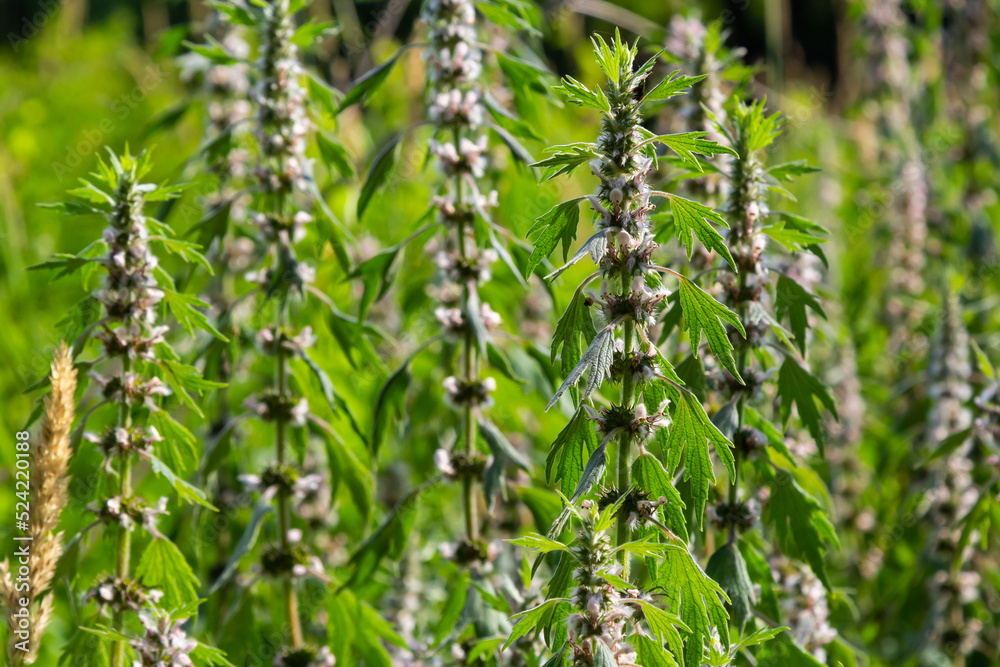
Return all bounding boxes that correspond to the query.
[1,2,999,667]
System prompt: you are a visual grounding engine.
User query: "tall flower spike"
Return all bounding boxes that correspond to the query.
[32,147,228,667]
[0,344,77,665]
[517,31,740,667]
[200,0,360,658]
[697,97,839,653]
[422,0,501,553]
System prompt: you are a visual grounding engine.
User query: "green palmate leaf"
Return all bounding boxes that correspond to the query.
[148,236,213,274]
[545,232,607,282]
[635,600,688,660]
[487,342,524,384]
[733,99,782,153]
[159,359,227,419]
[531,146,600,182]
[734,626,787,652]
[161,286,229,342]
[316,131,355,178]
[664,193,736,269]
[550,281,598,375]
[547,323,616,410]
[776,358,837,453]
[291,18,337,48]
[653,132,737,172]
[357,132,403,220]
[508,533,568,553]
[705,542,756,630]
[467,637,505,663]
[553,75,610,112]
[655,545,730,667]
[775,275,826,355]
[764,470,839,589]
[134,538,200,610]
[545,407,600,497]
[755,629,826,667]
[27,252,101,278]
[663,388,735,528]
[148,455,217,509]
[190,643,235,667]
[503,598,566,651]
[305,71,344,116]
[677,277,745,382]
[766,159,820,182]
[590,29,635,85]
[631,453,688,543]
[634,634,680,667]
[761,220,828,253]
[339,49,403,110]
[525,198,584,277]
[148,411,198,474]
[184,36,239,65]
[643,70,707,103]
[185,200,231,250]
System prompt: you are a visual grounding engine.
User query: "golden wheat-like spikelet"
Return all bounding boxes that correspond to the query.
[2,343,77,664]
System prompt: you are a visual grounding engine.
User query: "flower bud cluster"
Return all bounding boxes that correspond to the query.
[566,503,638,667]
[768,554,837,662]
[178,19,252,184]
[84,575,163,616]
[86,495,168,537]
[584,401,669,449]
[130,611,198,667]
[422,0,503,438]
[663,17,738,204]
[253,0,310,194]
[587,61,667,393]
[720,113,771,348]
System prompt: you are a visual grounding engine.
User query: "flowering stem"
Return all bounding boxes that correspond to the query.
[273,302,303,649]
[111,355,133,667]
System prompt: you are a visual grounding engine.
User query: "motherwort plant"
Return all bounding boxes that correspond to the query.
[693,99,842,659]
[189,1,366,664]
[31,149,225,667]
[504,32,776,667]
[339,0,544,585]
[920,294,984,659]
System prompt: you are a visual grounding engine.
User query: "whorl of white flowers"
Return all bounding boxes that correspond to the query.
[254,0,310,194]
[566,502,639,667]
[422,0,501,366]
[925,294,973,448]
[769,554,837,663]
[130,612,198,667]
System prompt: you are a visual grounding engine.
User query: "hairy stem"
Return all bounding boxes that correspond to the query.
[616,318,636,568]
[275,305,302,649]
[111,355,133,667]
